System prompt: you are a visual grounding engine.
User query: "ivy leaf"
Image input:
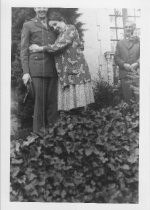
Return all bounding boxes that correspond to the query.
[57,128,66,136]
[124,145,130,151]
[68,131,75,139]
[63,182,74,187]
[23,134,38,146]
[17,175,26,184]
[46,196,53,202]
[61,190,67,198]
[85,148,93,156]
[15,142,21,152]
[92,161,99,167]
[28,173,37,181]
[30,189,39,197]
[55,146,62,154]
[53,189,61,197]
[37,146,41,156]
[93,147,100,155]
[78,148,84,154]
[24,183,35,192]
[84,194,93,202]
[94,168,104,176]
[127,155,138,163]
[107,163,116,171]
[135,148,139,156]
[96,137,103,145]
[11,166,20,177]
[74,178,82,185]
[108,183,117,192]
[68,124,74,130]
[11,158,23,165]
[85,185,95,193]
[32,197,45,202]
[121,164,130,170]
[38,180,46,186]
[55,172,63,183]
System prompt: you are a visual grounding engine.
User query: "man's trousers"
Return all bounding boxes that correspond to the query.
[32,77,58,134]
[120,75,139,103]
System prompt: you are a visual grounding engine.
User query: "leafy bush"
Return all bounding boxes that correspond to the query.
[11,56,22,88]
[10,102,139,203]
[11,78,34,132]
[92,80,122,109]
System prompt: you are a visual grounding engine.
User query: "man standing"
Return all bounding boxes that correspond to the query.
[114,21,140,103]
[20,7,58,136]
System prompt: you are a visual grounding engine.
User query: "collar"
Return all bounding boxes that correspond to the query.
[32,17,49,29]
[126,35,140,43]
[36,17,47,22]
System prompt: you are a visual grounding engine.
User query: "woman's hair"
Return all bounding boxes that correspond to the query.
[48,11,67,23]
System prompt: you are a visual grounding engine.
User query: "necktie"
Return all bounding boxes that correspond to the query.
[41,20,47,28]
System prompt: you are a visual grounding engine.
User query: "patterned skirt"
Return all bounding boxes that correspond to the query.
[58,81,95,111]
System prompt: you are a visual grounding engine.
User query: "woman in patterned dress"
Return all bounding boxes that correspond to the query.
[29,13,95,111]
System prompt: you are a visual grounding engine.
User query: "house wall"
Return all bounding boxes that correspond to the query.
[78,8,111,81]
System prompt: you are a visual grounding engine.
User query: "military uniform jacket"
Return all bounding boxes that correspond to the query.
[20,17,57,77]
[44,25,92,88]
[114,37,140,79]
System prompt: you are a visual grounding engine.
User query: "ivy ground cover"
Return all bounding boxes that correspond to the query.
[10,102,139,203]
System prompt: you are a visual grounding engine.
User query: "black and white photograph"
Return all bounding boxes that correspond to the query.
[1,0,150,209]
[10,7,140,203]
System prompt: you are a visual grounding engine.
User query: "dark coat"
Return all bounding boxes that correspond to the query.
[20,17,57,77]
[114,37,140,79]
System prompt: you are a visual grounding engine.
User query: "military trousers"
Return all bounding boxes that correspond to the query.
[32,77,58,134]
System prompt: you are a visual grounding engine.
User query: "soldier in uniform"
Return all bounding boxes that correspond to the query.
[114,21,140,103]
[20,7,58,136]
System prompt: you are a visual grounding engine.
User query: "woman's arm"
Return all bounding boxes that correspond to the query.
[29,26,76,53]
[29,44,44,53]
[43,25,76,53]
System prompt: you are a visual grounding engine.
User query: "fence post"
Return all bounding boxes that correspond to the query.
[104,51,115,85]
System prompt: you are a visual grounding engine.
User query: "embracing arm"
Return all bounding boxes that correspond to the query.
[43,26,75,52]
[29,26,76,53]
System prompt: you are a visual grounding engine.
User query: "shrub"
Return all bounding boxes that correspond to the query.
[11,57,22,88]
[10,101,139,203]
[92,80,122,110]
[11,78,34,131]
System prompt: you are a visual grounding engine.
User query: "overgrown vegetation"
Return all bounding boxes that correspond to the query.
[10,102,139,203]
